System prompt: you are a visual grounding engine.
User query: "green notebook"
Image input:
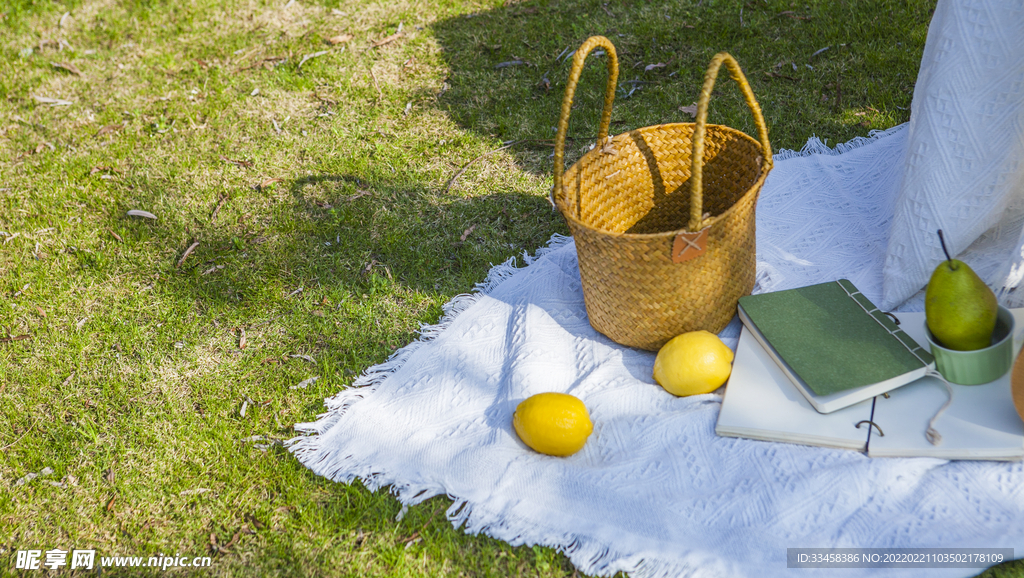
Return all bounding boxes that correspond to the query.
[736,280,935,414]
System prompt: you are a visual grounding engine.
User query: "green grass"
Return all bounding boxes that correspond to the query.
[1,0,1022,576]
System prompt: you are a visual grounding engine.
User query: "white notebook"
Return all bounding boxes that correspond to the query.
[716,310,1024,460]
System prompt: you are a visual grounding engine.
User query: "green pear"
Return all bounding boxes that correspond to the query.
[925,230,998,351]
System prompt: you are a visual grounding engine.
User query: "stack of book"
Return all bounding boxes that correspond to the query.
[716,280,1024,460]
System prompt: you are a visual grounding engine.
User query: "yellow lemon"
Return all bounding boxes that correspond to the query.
[513,392,593,457]
[653,330,734,396]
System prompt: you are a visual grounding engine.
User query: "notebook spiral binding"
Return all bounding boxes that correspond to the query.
[855,420,884,437]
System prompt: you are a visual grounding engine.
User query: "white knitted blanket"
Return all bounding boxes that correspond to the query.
[289,125,1024,578]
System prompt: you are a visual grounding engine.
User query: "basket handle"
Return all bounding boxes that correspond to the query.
[552,36,619,205]
[689,53,773,231]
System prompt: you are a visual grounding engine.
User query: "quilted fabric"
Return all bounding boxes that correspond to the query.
[880,0,1024,310]
[290,125,1024,578]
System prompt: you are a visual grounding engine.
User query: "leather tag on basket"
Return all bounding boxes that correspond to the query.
[672,227,710,263]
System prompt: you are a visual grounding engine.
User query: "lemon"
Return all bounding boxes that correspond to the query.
[653,330,734,396]
[513,392,593,457]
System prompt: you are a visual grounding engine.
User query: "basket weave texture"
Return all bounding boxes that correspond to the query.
[553,36,773,351]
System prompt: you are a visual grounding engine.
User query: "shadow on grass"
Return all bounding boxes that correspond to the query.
[106,165,563,401]
[430,0,933,177]
[133,173,563,301]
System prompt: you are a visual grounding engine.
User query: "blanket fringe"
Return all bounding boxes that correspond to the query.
[444,495,709,578]
[773,123,906,161]
[289,233,575,444]
[287,239,568,448]
[288,230,577,438]
[286,231,710,578]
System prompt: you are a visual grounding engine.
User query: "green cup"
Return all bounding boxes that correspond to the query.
[924,305,1015,385]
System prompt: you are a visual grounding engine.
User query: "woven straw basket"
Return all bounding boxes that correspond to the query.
[553,36,773,351]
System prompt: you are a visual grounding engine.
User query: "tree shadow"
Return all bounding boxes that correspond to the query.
[430,0,932,178]
[137,173,563,305]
